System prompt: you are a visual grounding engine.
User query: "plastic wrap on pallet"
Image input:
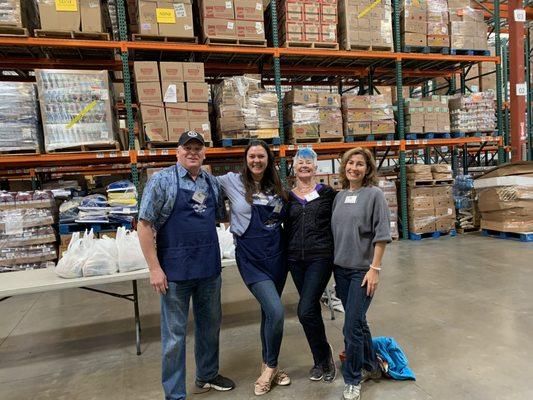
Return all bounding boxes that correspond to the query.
[0,0,21,26]
[448,0,487,51]
[35,69,117,152]
[0,82,40,152]
[453,175,475,209]
[426,0,449,47]
[448,92,496,133]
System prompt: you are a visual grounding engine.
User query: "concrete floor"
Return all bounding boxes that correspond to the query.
[1,234,532,400]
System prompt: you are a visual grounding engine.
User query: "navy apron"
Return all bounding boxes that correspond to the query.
[235,202,286,287]
[156,166,221,281]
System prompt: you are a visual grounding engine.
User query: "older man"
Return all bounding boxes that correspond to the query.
[138,131,234,400]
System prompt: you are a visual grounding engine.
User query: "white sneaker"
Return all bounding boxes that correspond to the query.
[342,384,361,400]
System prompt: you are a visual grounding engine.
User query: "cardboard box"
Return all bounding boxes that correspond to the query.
[321,24,337,42]
[140,102,165,123]
[188,103,209,120]
[344,122,371,136]
[284,90,318,105]
[402,32,426,46]
[372,121,395,134]
[112,82,125,101]
[165,102,188,121]
[157,1,194,37]
[321,4,337,23]
[303,4,319,22]
[287,123,319,139]
[408,197,434,209]
[435,206,456,219]
[167,121,190,141]
[160,62,183,81]
[203,17,236,39]
[38,0,80,31]
[304,24,319,41]
[433,196,454,208]
[236,20,265,40]
[144,121,168,142]
[234,0,263,21]
[134,61,160,82]
[138,0,158,35]
[280,21,304,41]
[182,62,205,82]
[161,81,186,103]
[189,120,212,141]
[318,94,341,108]
[218,116,245,132]
[136,81,162,102]
[328,174,341,190]
[342,95,370,109]
[201,0,235,19]
[409,220,436,234]
[186,82,209,102]
[80,0,104,32]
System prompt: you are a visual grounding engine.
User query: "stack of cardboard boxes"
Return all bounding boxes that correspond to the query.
[427,0,449,48]
[198,0,266,44]
[378,178,399,240]
[213,75,279,140]
[403,96,450,134]
[135,61,211,144]
[448,92,496,134]
[36,0,107,33]
[284,89,320,142]
[137,0,194,38]
[342,94,395,138]
[277,0,338,47]
[0,0,39,32]
[400,0,427,48]
[338,0,393,51]
[448,0,487,51]
[318,93,343,140]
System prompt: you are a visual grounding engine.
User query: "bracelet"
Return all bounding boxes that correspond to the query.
[370,265,382,271]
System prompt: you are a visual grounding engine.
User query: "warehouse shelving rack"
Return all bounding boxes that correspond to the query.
[0,0,511,239]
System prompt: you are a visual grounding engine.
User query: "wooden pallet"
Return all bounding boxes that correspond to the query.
[482,229,533,242]
[0,26,29,37]
[288,137,321,144]
[450,48,490,56]
[402,45,449,54]
[407,178,454,187]
[451,131,496,138]
[0,147,41,155]
[344,44,393,52]
[282,41,339,50]
[47,142,121,153]
[456,226,480,234]
[345,134,395,142]
[132,34,198,43]
[220,137,281,147]
[145,141,213,149]
[409,229,457,241]
[406,132,451,140]
[34,30,110,40]
[319,136,344,143]
[371,44,394,52]
[205,37,267,47]
[251,129,280,140]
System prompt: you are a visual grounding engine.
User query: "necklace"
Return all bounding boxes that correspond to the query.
[294,181,315,196]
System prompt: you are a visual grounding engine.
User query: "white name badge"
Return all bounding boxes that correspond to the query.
[304,190,320,202]
[274,203,282,213]
[192,190,206,204]
[344,195,357,204]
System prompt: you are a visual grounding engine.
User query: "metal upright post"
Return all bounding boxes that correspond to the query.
[393,0,408,239]
[270,1,287,183]
[494,0,506,163]
[117,0,139,192]
[526,27,532,160]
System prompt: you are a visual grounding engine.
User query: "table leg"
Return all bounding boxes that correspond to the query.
[132,280,141,356]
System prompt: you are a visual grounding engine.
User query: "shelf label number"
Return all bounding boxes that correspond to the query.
[514,9,526,22]
[55,0,78,12]
[516,83,527,97]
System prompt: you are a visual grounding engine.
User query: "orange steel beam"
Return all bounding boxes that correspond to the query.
[475,3,533,20]
[0,37,121,49]
[0,57,123,71]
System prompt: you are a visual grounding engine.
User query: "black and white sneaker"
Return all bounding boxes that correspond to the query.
[309,365,324,381]
[195,374,235,391]
[323,344,337,383]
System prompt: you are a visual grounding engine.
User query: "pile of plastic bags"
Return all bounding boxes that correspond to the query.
[55,227,148,278]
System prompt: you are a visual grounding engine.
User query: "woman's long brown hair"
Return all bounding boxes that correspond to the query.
[339,147,378,189]
[241,140,287,204]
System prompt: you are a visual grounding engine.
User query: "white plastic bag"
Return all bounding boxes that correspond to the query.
[82,236,118,277]
[116,227,148,272]
[217,224,235,260]
[55,230,93,278]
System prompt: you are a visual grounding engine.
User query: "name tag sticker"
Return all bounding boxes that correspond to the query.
[344,195,357,204]
[304,190,320,202]
[274,203,282,213]
[192,190,206,204]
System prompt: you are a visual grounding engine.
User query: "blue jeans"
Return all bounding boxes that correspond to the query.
[160,275,222,400]
[334,267,377,385]
[289,258,333,366]
[249,279,285,368]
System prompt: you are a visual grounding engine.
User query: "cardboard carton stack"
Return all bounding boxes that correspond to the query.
[448,92,496,134]
[448,0,488,51]
[0,0,39,32]
[318,94,343,140]
[36,0,107,33]
[284,89,320,142]
[342,94,395,138]
[479,46,496,91]
[277,0,338,47]
[137,0,194,38]
[426,0,449,48]
[400,0,427,48]
[403,96,451,134]
[378,178,399,240]
[199,0,266,44]
[212,75,279,140]
[338,0,393,51]
[135,61,211,145]
[474,163,533,233]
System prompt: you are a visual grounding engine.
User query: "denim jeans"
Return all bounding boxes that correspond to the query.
[289,258,333,366]
[160,275,222,400]
[334,266,377,385]
[249,279,285,368]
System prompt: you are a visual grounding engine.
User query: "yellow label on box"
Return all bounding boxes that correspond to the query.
[156,8,176,24]
[55,0,78,12]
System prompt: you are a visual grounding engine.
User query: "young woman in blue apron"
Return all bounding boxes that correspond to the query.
[216,140,290,396]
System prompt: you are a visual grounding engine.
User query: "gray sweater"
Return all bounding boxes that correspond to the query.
[331,186,392,270]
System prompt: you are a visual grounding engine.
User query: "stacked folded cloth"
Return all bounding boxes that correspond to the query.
[76,194,109,223]
[106,180,138,225]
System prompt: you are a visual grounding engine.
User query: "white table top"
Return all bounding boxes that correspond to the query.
[0,259,236,298]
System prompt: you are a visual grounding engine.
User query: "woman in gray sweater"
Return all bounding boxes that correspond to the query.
[331,147,392,400]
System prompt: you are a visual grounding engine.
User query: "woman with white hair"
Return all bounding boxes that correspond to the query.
[284,147,338,383]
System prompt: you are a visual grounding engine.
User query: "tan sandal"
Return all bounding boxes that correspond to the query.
[254,367,277,396]
[261,362,291,386]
